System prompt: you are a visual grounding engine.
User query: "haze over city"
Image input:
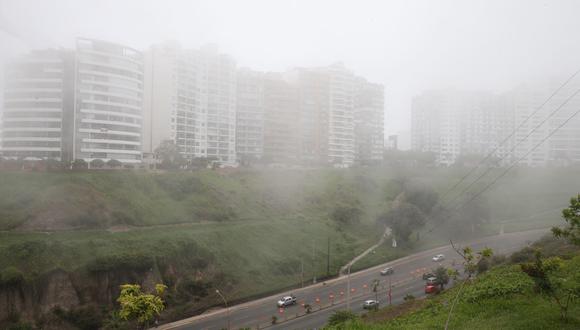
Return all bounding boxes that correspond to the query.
[2,0,580,137]
[1,1,580,329]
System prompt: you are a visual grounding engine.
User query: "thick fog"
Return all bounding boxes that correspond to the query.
[2,0,580,135]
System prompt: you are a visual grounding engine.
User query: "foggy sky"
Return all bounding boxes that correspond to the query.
[1,0,580,136]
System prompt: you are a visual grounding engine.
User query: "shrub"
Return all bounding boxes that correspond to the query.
[86,254,154,273]
[0,266,25,287]
[510,246,535,264]
[328,310,358,326]
[53,306,102,330]
[404,293,415,301]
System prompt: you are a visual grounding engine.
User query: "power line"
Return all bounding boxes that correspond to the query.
[444,84,580,210]
[439,69,580,204]
[454,104,580,212]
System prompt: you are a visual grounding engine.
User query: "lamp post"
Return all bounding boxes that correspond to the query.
[215,289,230,329]
[346,264,352,310]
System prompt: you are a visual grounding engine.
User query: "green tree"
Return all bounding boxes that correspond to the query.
[90,159,105,169]
[520,251,579,321]
[434,266,450,290]
[72,159,88,170]
[405,186,439,214]
[107,159,123,168]
[450,243,493,279]
[155,140,186,170]
[330,205,362,225]
[552,194,580,246]
[328,310,358,326]
[117,284,167,328]
[378,203,426,243]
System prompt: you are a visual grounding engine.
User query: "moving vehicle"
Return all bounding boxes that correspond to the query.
[380,266,394,275]
[426,276,438,285]
[432,254,445,262]
[363,299,380,309]
[422,272,435,280]
[425,284,439,294]
[277,295,297,307]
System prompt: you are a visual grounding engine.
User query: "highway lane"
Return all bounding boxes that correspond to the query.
[160,229,546,330]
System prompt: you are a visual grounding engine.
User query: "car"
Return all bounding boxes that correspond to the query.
[422,272,435,280]
[432,254,445,262]
[425,284,439,294]
[363,299,380,310]
[426,276,438,285]
[277,295,297,307]
[380,267,394,275]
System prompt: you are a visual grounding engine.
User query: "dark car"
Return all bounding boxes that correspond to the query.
[422,272,435,280]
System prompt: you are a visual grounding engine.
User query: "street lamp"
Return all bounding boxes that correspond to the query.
[215,289,230,330]
[346,264,352,310]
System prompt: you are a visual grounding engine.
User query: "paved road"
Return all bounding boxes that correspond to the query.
[159,229,546,330]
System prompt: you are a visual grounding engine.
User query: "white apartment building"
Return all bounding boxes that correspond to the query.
[510,79,580,166]
[1,39,144,164]
[327,64,357,166]
[236,69,264,161]
[143,43,237,164]
[354,78,385,164]
[1,49,73,161]
[411,90,511,166]
[75,38,144,164]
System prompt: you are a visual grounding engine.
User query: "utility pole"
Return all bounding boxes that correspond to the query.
[301,259,304,288]
[312,239,316,284]
[346,264,352,310]
[326,236,330,276]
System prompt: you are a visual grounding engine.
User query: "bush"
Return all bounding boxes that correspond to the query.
[90,159,105,169]
[510,246,535,264]
[72,159,88,170]
[491,254,507,266]
[404,293,415,301]
[86,254,154,273]
[6,322,33,330]
[328,310,358,326]
[53,306,102,330]
[0,266,25,287]
[477,257,491,274]
[107,159,123,168]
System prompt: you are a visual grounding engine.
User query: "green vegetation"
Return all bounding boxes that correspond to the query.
[117,284,167,327]
[0,166,578,324]
[325,197,580,330]
[326,255,580,330]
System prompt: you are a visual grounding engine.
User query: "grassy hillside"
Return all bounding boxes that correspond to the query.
[0,166,578,325]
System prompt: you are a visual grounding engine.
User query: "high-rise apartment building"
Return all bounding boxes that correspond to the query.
[234,63,384,167]
[235,69,265,161]
[1,49,73,161]
[510,79,580,166]
[411,81,580,166]
[411,90,510,166]
[143,43,237,164]
[1,39,144,164]
[74,38,144,164]
[262,72,301,163]
[354,79,385,164]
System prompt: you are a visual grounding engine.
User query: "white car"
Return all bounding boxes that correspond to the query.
[432,254,445,262]
[277,295,297,307]
[363,299,380,309]
[380,267,394,275]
